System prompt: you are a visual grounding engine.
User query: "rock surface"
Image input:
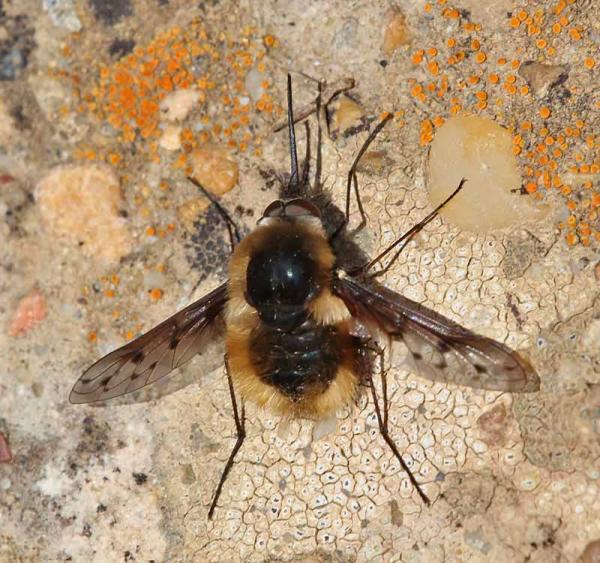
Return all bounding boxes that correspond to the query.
[0,1,598,562]
[35,164,132,263]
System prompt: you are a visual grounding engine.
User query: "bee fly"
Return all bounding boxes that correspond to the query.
[70,75,540,518]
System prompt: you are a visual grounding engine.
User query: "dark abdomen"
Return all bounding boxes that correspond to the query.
[249,319,348,402]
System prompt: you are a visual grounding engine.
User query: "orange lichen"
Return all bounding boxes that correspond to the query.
[428,61,440,75]
[443,8,459,18]
[420,119,434,145]
[526,182,538,193]
[108,152,122,166]
[569,28,581,40]
[61,18,272,184]
[539,106,551,119]
[149,288,164,301]
[263,34,276,47]
[554,0,567,15]
[412,49,425,64]
[565,232,578,246]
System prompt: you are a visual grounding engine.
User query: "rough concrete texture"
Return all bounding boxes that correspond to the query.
[1,0,599,561]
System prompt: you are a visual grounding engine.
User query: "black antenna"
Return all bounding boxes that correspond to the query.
[287,74,299,194]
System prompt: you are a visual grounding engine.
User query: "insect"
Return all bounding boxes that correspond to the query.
[70,75,540,518]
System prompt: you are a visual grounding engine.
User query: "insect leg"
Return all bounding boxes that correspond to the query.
[314,80,323,192]
[362,178,467,277]
[187,176,242,253]
[330,113,393,242]
[301,120,311,189]
[208,356,246,519]
[287,80,323,197]
[286,73,300,195]
[368,346,431,506]
[272,76,354,134]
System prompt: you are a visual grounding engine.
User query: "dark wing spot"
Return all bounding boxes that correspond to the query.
[474,363,487,374]
[130,372,142,381]
[169,337,179,350]
[434,360,448,369]
[131,351,144,363]
[436,341,451,353]
[413,352,423,360]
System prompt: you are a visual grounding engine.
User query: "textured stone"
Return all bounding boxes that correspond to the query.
[177,197,210,232]
[519,62,568,98]
[331,96,364,133]
[35,164,132,263]
[190,144,238,195]
[159,124,182,151]
[160,89,201,122]
[8,290,47,337]
[2,2,599,561]
[382,9,411,55]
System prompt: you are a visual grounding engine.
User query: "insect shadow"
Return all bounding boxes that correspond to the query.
[70,75,540,518]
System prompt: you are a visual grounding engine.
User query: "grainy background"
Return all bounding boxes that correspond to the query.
[0,0,599,561]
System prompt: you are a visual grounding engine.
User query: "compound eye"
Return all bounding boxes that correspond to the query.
[260,199,321,222]
[246,249,314,307]
[283,199,321,218]
[262,200,285,218]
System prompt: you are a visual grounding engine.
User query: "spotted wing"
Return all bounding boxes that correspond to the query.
[70,283,228,404]
[333,274,539,392]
